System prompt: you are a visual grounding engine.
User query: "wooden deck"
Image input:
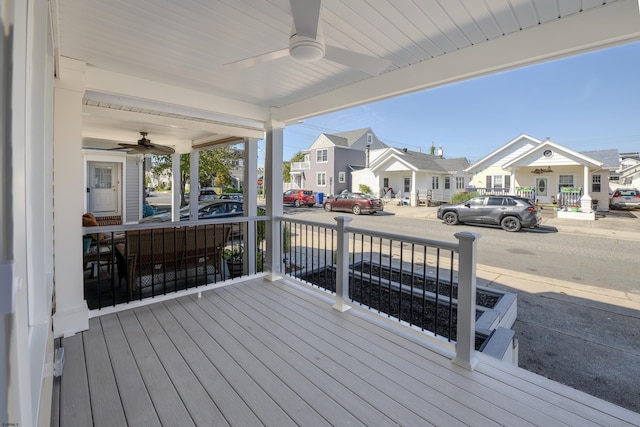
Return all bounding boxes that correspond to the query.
[52,277,640,426]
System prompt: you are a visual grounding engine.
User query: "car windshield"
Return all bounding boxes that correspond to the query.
[618,189,638,196]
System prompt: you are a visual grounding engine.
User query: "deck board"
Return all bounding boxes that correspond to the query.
[180,295,365,427]
[59,334,92,426]
[55,277,640,426]
[162,298,297,426]
[116,310,195,426]
[99,313,161,426]
[195,288,430,426]
[133,305,229,426]
[213,283,468,426]
[255,280,598,426]
[83,317,127,427]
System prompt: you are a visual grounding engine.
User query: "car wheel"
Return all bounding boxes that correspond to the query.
[307,203,315,207]
[294,199,301,208]
[352,205,361,215]
[442,211,459,225]
[324,203,332,212]
[501,216,521,232]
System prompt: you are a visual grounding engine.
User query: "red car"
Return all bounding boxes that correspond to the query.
[323,192,384,215]
[283,189,316,207]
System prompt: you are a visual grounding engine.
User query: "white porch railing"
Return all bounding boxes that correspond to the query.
[290,161,310,171]
[85,214,481,369]
[277,215,481,370]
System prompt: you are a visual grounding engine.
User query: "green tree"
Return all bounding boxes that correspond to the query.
[151,145,241,205]
[283,151,306,183]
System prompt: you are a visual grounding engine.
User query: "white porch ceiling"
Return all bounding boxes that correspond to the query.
[53,0,640,150]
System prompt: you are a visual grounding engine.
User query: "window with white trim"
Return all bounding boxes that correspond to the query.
[404,177,411,193]
[367,133,373,144]
[592,175,602,192]
[432,176,439,190]
[316,172,326,186]
[558,175,574,190]
[316,149,328,163]
[456,176,465,189]
[485,174,508,189]
[338,171,345,183]
[383,177,389,188]
[444,176,450,190]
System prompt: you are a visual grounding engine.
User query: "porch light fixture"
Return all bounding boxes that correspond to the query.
[531,167,554,174]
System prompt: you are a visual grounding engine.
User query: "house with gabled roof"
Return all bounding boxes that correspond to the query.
[290,128,387,196]
[466,134,620,213]
[351,147,470,206]
[619,153,640,187]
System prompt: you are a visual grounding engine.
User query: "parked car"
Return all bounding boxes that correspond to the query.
[198,188,217,201]
[217,193,243,201]
[609,188,640,209]
[437,195,541,232]
[323,192,384,215]
[283,189,316,207]
[140,199,244,223]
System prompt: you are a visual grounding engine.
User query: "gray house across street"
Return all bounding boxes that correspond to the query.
[289,128,387,198]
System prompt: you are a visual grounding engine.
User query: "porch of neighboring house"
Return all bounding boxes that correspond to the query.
[52,276,640,426]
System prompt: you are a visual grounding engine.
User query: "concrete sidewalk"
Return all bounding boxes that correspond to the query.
[384,202,640,413]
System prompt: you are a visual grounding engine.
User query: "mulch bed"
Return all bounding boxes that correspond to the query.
[298,263,493,349]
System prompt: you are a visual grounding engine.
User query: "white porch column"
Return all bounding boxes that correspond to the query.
[410,170,417,207]
[52,58,89,337]
[264,121,284,280]
[453,231,481,371]
[189,150,199,220]
[333,216,352,312]
[510,170,516,195]
[580,165,592,211]
[244,138,259,274]
[171,153,181,221]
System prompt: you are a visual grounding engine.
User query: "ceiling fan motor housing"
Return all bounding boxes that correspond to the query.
[289,34,325,62]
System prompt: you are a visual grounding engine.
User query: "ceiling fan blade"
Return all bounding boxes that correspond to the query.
[324,45,391,75]
[290,0,321,38]
[110,143,141,151]
[149,145,175,155]
[224,47,290,69]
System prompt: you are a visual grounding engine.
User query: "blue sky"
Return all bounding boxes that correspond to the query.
[267,41,640,165]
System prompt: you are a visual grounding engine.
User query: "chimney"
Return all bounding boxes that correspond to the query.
[365,144,370,168]
[437,145,443,158]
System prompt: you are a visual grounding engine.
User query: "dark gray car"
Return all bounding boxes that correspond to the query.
[437,195,541,232]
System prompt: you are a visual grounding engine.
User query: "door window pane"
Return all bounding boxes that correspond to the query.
[94,167,112,189]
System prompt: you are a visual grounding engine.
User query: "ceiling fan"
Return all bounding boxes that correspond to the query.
[112,132,175,155]
[224,0,391,76]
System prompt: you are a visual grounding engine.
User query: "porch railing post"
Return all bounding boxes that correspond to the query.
[453,231,481,370]
[333,216,352,312]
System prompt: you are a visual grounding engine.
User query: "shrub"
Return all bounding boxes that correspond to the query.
[282,223,291,253]
[358,184,373,195]
[449,191,479,204]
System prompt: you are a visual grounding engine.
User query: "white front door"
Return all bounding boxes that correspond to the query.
[88,161,121,215]
[535,177,550,203]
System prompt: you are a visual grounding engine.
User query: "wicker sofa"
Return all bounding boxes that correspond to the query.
[115,224,231,298]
